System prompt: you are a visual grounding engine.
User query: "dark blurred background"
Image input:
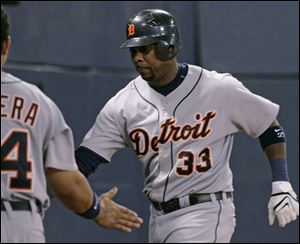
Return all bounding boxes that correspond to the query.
[2,1,299,243]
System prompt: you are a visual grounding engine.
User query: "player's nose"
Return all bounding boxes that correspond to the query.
[131,50,144,63]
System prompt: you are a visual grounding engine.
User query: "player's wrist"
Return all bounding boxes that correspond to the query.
[269,158,289,181]
[271,181,292,194]
[77,192,100,219]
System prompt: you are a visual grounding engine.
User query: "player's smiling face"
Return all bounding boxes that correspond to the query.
[130,44,177,87]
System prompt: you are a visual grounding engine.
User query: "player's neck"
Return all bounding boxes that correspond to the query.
[149,63,188,96]
[148,61,179,87]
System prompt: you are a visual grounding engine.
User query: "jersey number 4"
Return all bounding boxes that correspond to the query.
[176,148,212,176]
[1,130,32,191]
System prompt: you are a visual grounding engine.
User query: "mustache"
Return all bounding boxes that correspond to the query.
[135,64,149,69]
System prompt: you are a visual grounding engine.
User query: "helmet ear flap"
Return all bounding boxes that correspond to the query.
[156,41,176,61]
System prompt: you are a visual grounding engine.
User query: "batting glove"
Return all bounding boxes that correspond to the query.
[268,181,299,227]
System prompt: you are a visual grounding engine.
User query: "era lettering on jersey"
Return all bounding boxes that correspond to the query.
[1,94,39,127]
[129,111,216,156]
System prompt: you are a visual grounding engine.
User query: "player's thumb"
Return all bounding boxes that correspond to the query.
[105,187,118,199]
[268,208,275,225]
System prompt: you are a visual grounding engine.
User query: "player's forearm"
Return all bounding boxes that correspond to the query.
[259,119,290,182]
[46,168,93,213]
[264,142,286,160]
[58,172,94,213]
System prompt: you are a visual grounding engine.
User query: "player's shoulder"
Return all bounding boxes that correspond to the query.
[1,71,62,112]
[105,78,138,105]
[200,66,233,81]
[1,71,23,85]
[188,65,242,88]
[3,72,38,94]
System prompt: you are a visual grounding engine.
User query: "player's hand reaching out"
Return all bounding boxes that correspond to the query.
[94,187,143,232]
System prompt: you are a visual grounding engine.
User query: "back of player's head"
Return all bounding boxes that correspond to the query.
[119,9,182,61]
[1,6,10,53]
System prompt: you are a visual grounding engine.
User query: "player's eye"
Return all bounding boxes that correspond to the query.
[130,48,137,56]
[139,46,149,53]
[130,45,152,56]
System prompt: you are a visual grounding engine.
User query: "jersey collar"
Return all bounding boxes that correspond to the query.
[134,64,203,109]
[1,71,20,83]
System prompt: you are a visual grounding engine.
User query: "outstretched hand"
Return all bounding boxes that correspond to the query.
[94,187,143,233]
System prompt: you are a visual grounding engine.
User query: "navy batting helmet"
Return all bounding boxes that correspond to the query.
[119,9,182,61]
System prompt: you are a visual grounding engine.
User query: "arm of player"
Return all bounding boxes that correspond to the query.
[46,168,143,232]
[259,120,299,228]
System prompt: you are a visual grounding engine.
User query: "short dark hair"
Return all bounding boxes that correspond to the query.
[1,6,10,52]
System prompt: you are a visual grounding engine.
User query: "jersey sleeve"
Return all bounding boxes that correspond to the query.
[224,76,279,138]
[80,98,127,162]
[44,100,78,171]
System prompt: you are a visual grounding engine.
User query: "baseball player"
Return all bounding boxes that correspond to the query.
[1,6,142,243]
[75,9,299,242]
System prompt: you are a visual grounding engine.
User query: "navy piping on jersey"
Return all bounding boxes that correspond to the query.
[133,81,160,123]
[162,67,203,202]
[213,201,222,243]
[143,152,159,197]
[75,146,109,177]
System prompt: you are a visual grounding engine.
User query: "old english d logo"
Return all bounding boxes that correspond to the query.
[128,24,135,37]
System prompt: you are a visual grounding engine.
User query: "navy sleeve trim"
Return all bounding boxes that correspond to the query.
[259,125,286,150]
[75,146,109,177]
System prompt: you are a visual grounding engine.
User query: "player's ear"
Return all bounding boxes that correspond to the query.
[1,36,11,56]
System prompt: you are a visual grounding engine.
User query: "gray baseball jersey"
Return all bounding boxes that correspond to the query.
[1,71,77,210]
[81,65,279,203]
